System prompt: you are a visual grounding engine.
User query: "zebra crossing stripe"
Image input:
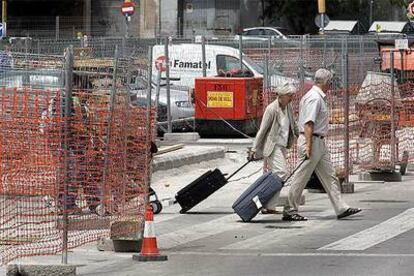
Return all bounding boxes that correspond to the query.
[319,208,414,251]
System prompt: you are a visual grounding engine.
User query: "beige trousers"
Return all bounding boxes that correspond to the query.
[283,135,349,216]
[265,146,288,210]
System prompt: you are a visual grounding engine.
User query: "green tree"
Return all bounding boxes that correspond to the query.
[264,0,408,34]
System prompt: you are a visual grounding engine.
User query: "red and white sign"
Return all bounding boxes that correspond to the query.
[155,56,167,72]
[121,1,136,16]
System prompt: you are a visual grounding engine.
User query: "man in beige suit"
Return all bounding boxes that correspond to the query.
[282,69,361,221]
[248,83,299,214]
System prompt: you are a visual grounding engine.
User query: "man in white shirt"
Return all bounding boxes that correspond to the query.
[248,83,299,214]
[282,69,361,221]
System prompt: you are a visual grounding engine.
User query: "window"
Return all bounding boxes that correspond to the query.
[276,28,292,36]
[216,55,249,73]
[246,29,263,36]
[263,29,278,37]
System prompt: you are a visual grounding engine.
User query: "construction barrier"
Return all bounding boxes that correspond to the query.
[0,49,156,265]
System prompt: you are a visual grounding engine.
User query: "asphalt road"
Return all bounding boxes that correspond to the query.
[5,146,414,276]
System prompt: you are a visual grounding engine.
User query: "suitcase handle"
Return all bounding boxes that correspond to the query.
[226,160,252,181]
[284,159,307,185]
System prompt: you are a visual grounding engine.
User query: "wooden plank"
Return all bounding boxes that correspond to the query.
[154,144,184,156]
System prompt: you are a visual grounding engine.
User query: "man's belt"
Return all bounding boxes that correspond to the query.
[300,132,325,139]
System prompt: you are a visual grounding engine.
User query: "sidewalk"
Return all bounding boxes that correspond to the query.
[153,145,226,172]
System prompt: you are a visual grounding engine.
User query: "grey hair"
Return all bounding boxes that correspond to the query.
[314,69,333,85]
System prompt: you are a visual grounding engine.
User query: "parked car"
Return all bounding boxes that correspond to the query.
[241,27,291,39]
[129,75,194,134]
[233,27,298,45]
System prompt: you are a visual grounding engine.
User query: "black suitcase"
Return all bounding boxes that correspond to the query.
[175,161,251,213]
[232,159,306,222]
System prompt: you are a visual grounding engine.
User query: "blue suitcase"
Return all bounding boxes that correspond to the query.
[232,160,305,222]
[232,172,283,222]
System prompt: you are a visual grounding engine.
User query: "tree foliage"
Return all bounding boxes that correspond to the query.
[264,0,409,34]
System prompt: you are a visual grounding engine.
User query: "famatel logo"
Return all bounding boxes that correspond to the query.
[173,60,211,69]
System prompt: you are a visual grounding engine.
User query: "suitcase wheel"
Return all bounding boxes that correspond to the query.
[151,200,163,214]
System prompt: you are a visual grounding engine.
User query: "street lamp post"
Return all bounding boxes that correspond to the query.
[261,0,265,27]
[369,0,374,27]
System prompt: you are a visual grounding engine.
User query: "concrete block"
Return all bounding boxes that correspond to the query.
[96,237,142,253]
[57,217,110,231]
[163,132,200,143]
[112,240,142,253]
[370,171,402,182]
[360,171,402,182]
[110,221,142,240]
[7,264,76,276]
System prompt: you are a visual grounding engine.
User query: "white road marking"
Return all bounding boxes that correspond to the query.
[319,208,414,251]
[221,210,334,250]
[170,251,414,258]
[158,214,244,249]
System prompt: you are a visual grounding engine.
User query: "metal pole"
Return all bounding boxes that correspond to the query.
[165,37,172,133]
[145,46,153,205]
[202,35,206,77]
[321,13,325,34]
[56,16,60,41]
[62,46,74,265]
[400,49,404,83]
[84,0,91,36]
[155,70,161,109]
[158,0,162,36]
[267,37,271,88]
[101,46,119,215]
[264,54,268,92]
[390,51,396,169]
[239,35,243,70]
[125,16,130,38]
[322,35,326,67]
[343,51,350,184]
[299,36,304,90]
[369,0,374,27]
[261,0,265,27]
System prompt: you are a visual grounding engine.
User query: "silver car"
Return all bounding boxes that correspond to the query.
[129,76,194,133]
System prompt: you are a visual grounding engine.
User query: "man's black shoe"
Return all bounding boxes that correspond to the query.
[337,208,362,219]
[282,214,308,221]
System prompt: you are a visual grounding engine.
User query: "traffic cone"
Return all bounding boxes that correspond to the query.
[133,204,168,262]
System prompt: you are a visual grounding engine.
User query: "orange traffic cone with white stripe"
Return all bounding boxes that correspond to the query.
[133,204,168,262]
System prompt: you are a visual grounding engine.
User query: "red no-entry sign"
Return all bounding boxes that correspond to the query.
[121,1,136,17]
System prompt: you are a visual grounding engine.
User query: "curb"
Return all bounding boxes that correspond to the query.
[7,264,76,276]
[153,147,225,172]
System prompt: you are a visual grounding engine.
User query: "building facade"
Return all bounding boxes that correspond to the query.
[2,0,263,39]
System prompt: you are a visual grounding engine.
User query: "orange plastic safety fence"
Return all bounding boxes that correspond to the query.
[0,86,155,265]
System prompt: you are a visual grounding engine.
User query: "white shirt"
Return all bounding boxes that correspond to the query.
[298,85,329,136]
[276,105,290,147]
